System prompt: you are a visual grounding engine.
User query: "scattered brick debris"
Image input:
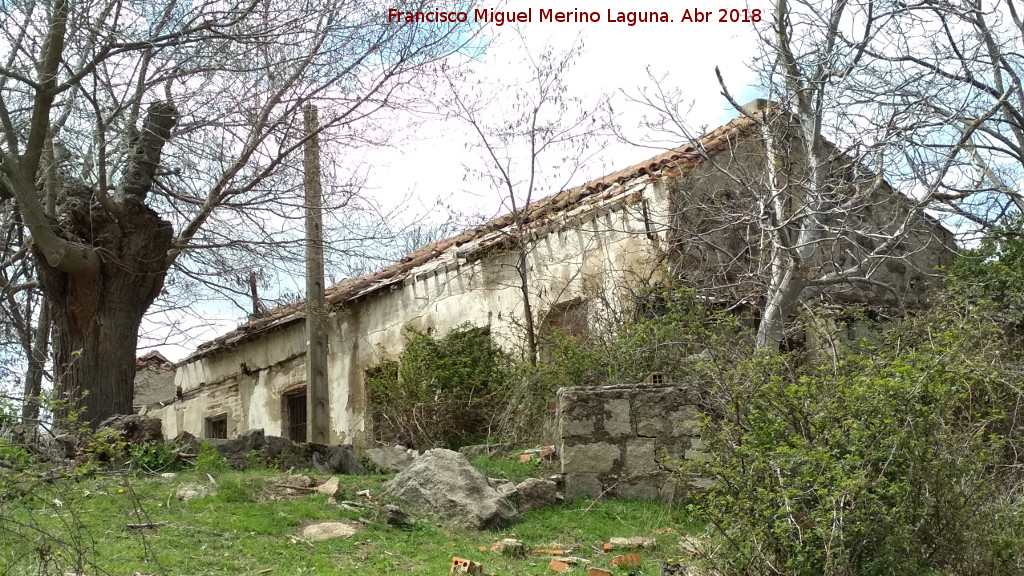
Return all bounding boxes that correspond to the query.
[450,557,483,575]
[610,553,642,568]
[549,560,570,572]
[657,527,677,535]
[518,446,557,463]
[588,569,613,576]
[532,549,566,556]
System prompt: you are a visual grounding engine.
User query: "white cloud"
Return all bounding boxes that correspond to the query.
[367,0,767,212]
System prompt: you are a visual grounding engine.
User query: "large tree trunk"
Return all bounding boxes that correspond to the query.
[37,199,173,426]
[755,263,805,350]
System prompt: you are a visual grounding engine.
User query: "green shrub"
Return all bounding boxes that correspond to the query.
[947,215,1024,328]
[691,303,1024,576]
[537,286,744,388]
[0,400,159,575]
[0,438,34,472]
[195,442,228,473]
[127,441,181,473]
[245,449,267,470]
[366,324,513,449]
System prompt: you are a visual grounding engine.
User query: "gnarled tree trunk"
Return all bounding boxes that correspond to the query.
[38,199,173,425]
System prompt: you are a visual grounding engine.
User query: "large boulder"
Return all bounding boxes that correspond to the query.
[515,477,559,512]
[381,449,519,530]
[209,428,266,468]
[172,431,202,454]
[97,414,163,444]
[313,444,367,475]
[365,445,416,473]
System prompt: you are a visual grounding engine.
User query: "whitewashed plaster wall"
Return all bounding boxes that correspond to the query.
[151,180,672,446]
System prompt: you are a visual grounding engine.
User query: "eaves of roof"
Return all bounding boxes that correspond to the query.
[180,112,761,364]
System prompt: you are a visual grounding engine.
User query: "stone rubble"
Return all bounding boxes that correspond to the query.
[365,445,417,473]
[300,521,360,541]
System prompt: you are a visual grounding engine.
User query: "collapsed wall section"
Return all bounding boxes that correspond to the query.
[556,382,707,503]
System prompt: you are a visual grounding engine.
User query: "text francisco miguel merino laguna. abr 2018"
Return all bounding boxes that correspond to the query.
[387,7,762,26]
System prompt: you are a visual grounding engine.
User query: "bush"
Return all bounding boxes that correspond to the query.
[691,302,1024,576]
[195,442,228,473]
[537,286,745,388]
[366,324,513,449]
[127,441,182,473]
[947,215,1024,328]
[527,277,1024,575]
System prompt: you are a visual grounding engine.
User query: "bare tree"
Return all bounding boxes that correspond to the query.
[854,0,1024,229]
[444,35,606,363]
[0,202,47,425]
[0,0,476,425]
[628,0,956,350]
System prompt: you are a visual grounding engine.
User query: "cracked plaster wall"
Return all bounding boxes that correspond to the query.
[150,181,671,446]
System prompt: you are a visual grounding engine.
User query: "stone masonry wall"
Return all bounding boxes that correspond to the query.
[556,383,706,504]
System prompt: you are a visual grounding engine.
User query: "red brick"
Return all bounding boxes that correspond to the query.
[549,560,570,572]
[450,557,483,574]
[610,553,641,567]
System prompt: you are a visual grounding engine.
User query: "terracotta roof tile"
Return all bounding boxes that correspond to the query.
[183,113,760,362]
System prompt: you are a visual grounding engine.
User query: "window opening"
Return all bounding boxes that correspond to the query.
[285,390,307,442]
[205,414,228,439]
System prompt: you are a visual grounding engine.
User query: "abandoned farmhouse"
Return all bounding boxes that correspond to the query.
[143,103,954,447]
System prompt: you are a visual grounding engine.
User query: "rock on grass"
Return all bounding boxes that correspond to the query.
[381,449,519,530]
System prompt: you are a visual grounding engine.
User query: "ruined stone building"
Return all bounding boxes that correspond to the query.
[146,103,953,446]
[132,351,175,413]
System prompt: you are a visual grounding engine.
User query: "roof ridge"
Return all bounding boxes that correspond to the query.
[186,112,761,361]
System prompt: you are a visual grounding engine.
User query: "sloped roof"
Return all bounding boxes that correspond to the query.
[182,110,762,363]
[137,350,173,371]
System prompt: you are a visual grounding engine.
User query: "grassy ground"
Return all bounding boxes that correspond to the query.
[1,460,702,576]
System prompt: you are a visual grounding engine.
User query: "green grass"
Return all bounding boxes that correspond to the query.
[471,452,559,482]
[1,468,702,575]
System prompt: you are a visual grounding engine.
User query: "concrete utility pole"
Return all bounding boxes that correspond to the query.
[303,103,329,445]
[248,270,261,317]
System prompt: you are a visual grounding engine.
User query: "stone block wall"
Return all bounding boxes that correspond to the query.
[556,383,705,503]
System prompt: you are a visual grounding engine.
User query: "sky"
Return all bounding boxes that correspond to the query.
[142,0,771,361]
[368,0,769,216]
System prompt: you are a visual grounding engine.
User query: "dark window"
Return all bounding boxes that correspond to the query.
[285,391,307,442]
[205,415,228,439]
[648,372,666,385]
[539,299,590,362]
